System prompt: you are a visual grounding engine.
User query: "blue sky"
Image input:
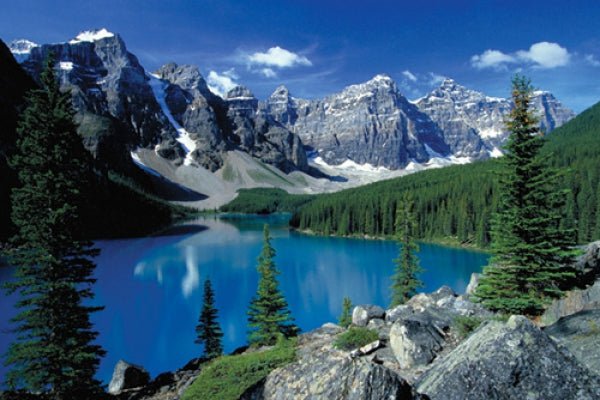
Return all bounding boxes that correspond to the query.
[1,0,599,112]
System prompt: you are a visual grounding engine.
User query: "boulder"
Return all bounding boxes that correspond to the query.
[540,278,600,326]
[390,315,446,369]
[352,304,384,327]
[108,360,151,394]
[545,309,600,376]
[416,315,600,400]
[573,240,600,278]
[385,303,412,323]
[464,272,481,300]
[242,346,425,400]
[428,285,456,302]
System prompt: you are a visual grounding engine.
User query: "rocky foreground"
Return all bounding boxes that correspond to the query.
[110,242,600,400]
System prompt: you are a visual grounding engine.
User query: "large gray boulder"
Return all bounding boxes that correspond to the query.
[545,309,600,376]
[241,322,427,400]
[540,279,600,326]
[416,315,600,400]
[108,359,151,394]
[390,315,446,369]
[352,304,385,327]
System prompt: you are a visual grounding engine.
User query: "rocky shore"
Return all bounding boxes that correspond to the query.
[108,242,600,400]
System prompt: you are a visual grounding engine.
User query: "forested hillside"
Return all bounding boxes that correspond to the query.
[289,101,600,246]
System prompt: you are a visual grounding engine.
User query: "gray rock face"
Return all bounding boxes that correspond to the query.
[19,30,182,170]
[390,315,446,369]
[414,78,575,159]
[108,359,151,394]
[262,74,450,169]
[153,66,309,172]
[352,304,385,327]
[540,279,600,326]
[242,323,426,400]
[416,315,600,400]
[464,272,481,300]
[545,309,600,376]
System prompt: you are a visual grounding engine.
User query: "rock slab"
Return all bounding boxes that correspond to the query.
[108,359,151,394]
[390,315,445,369]
[352,304,385,327]
[545,309,600,376]
[416,315,600,400]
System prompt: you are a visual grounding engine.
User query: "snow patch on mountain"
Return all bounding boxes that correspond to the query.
[147,73,197,165]
[131,150,162,178]
[69,29,115,44]
[479,127,503,139]
[59,61,74,71]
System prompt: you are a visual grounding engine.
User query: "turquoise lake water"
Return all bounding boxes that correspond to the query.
[0,214,489,385]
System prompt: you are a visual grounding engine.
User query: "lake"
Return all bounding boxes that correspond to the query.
[0,214,489,385]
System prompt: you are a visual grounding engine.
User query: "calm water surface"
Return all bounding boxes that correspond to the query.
[0,214,489,385]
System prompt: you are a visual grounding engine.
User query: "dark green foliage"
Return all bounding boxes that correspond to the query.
[220,188,315,214]
[247,225,299,346]
[0,40,37,243]
[337,296,354,328]
[182,337,296,400]
[195,278,224,360]
[474,75,578,316]
[3,54,105,398]
[333,327,379,351]
[390,199,424,307]
[289,161,501,246]
[454,315,484,339]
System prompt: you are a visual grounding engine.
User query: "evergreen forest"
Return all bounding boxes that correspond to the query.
[285,101,600,247]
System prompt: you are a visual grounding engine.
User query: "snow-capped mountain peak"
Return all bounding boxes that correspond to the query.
[69,28,115,44]
[9,39,38,54]
[8,39,39,63]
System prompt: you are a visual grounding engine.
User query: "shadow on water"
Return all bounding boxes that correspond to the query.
[151,224,208,237]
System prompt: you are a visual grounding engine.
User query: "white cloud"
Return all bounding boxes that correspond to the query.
[239,47,312,78]
[516,42,570,68]
[247,46,312,69]
[207,69,239,97]
[402,70,417,82]
[585,54,600,67]
[261,68,277,78]
[471,42,571,70]
[471,49,517,70]
[428,72,446,85]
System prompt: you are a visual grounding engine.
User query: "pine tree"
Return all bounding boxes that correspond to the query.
[195,278,224,360]
[337,296,354,328]
[474,75,577,316]
[247,224,298,346]
[389,199,424,307]
[2,53,106,398]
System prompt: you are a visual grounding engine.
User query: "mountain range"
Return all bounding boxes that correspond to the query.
[5,29,576,209]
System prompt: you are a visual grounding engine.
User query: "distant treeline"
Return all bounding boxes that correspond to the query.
[223,101,600,247]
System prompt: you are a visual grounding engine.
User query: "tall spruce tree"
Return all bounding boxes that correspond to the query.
[3,53,105,398]
[195,278,223,359]
[474,75,577,316]
[389,199,424,307]
[247,225,298,346]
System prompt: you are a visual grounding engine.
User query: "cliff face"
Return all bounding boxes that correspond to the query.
[262,75,450,169]
[18,30,183,171]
